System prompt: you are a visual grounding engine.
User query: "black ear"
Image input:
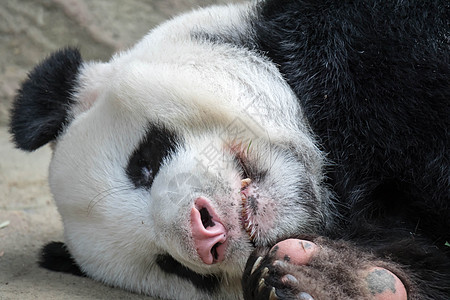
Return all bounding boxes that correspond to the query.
[9,47,82,151]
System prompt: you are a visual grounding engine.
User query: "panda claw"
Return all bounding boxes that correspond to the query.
[269,287,278,300]
[251,256,263,275]
[261,267,269,278]
[258,278,266,293]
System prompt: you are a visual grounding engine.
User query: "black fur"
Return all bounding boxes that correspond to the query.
[255,0,449,298]
[126,125,180,190]
[40,242,84,277]
[156,254,220,293]
[9,47,82,151]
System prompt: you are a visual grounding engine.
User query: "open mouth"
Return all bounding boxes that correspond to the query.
[229,142,258,246]
[240,178,257,245]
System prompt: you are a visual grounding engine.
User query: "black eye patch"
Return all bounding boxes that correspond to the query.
[126,125,179,189]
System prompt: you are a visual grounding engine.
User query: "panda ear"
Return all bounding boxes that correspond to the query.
[9,47,82,151]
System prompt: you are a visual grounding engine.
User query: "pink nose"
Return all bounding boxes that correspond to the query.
[190,197,227,264]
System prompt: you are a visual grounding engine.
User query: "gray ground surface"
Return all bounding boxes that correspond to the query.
[0,1,240,299]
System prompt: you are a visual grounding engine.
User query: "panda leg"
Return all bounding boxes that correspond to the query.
[243,238,408,300]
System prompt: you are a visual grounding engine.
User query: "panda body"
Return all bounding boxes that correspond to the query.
[9,1,449,299]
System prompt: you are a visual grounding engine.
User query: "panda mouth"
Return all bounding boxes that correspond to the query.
[240,178,257,245]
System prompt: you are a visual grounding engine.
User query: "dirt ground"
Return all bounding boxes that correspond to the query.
[0,1,240,299]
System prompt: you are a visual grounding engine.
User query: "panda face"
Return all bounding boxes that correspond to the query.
[48,57,327,298]
[10,3,330,300]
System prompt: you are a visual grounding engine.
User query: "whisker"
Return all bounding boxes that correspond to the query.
[87,185,133,216]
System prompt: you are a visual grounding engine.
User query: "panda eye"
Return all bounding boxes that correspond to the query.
[126,126,178,189]
[137,159,154,186]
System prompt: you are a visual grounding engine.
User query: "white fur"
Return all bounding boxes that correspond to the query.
[49,2,331,299]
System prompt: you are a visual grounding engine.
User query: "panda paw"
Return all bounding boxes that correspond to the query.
[242,237,409,300]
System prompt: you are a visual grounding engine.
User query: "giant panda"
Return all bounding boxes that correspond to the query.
[9,0,449,299]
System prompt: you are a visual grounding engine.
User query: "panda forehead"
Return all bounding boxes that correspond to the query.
[84,62,268,141]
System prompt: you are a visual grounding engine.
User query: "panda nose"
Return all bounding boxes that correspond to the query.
[190,197,227,264]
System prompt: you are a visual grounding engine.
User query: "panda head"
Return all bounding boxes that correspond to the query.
[9,6,331,300]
